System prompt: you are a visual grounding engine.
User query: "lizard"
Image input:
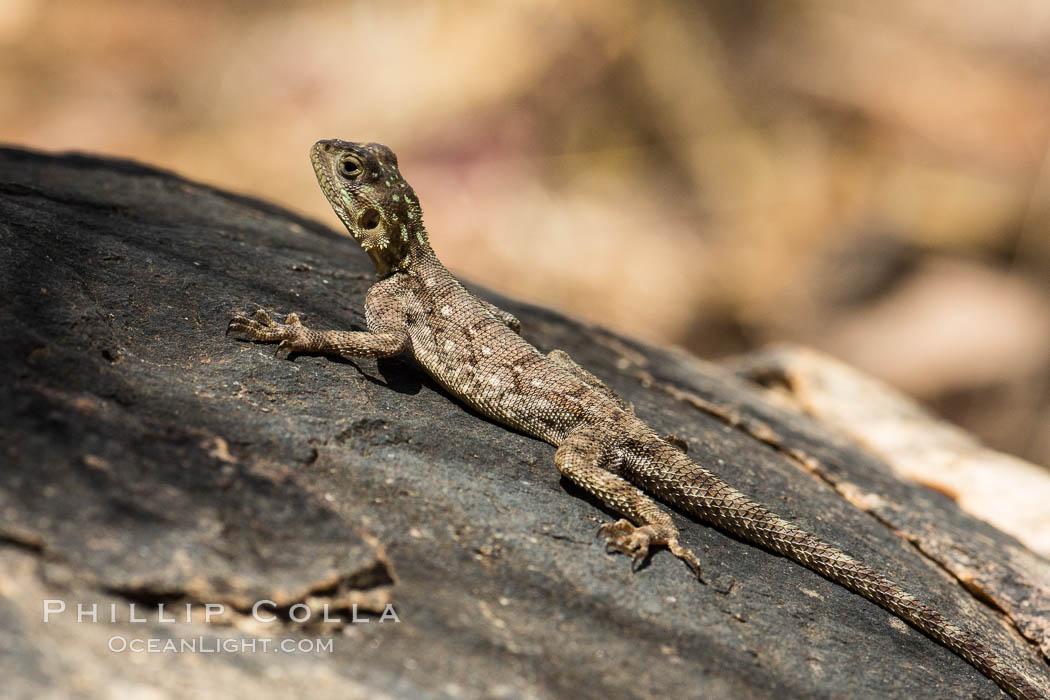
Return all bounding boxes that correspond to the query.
[227,139,1046,700]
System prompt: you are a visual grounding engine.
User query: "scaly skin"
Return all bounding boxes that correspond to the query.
[227,139,1046,699]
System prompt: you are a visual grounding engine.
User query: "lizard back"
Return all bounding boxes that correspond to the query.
[399,254,619,445]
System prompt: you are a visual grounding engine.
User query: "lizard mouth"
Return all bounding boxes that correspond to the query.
[310,140,363,239]
[310,142,337,200]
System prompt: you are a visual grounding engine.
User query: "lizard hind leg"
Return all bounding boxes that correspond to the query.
[554,426,703,581]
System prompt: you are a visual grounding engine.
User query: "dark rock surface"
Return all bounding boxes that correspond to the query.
[1,146,1048,699]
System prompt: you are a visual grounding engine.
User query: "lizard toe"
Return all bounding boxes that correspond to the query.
[275,338,298,358]
[251,309,276,326]
[227,316,266,339]
[669,540,706,583]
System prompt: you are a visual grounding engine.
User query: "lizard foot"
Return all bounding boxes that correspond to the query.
[663,434,689,453]
[598,519,653,571]
[227,309,310,357]
[598,519,705,582]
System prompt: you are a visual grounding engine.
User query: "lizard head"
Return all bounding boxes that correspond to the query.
[310,139,428,276]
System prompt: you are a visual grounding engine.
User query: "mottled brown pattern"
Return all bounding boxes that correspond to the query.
[226,139,1045,700]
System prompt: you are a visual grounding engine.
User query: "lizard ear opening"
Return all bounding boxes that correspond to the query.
[359,208,381,230]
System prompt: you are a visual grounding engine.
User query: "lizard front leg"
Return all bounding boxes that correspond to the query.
[555,426,702,580]
[227,278,410,359]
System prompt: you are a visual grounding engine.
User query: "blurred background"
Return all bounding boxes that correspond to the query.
[2,0,1048,467]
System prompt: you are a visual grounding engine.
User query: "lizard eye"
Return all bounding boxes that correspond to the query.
[339,157,363,179]
[359,208,381,230]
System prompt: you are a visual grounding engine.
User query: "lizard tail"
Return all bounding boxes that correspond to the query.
[643,451,1046,700]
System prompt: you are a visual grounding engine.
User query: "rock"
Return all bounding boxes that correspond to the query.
[1,146,1047,698]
